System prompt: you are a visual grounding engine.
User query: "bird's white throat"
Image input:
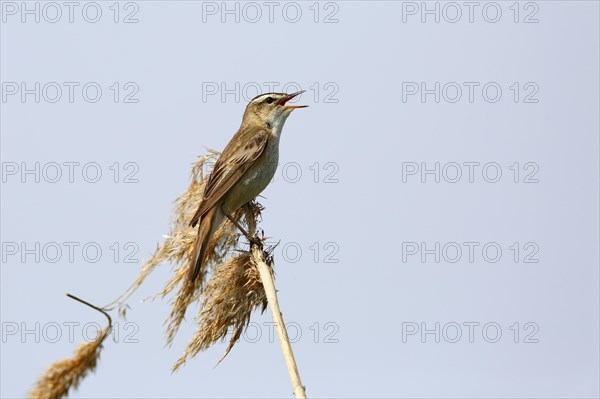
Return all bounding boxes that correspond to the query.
[266,110,292,139]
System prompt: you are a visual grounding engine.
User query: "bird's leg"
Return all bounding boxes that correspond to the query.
[223,211,250,237]
[223,210,262,248]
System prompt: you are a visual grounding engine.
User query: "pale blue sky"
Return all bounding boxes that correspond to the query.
[1,1,599,398]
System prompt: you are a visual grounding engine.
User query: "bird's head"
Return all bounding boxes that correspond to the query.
[243,91,308,129]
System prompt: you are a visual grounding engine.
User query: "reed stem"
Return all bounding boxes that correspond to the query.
[252,246,307,399]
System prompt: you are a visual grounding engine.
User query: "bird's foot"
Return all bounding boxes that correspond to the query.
[248,234,263,249]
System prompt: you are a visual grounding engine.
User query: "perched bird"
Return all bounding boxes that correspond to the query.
[189,91,307,281]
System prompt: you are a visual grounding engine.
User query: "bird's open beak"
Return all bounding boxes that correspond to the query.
[279,90,308,109]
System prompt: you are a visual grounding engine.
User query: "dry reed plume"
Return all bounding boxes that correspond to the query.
[173,248,273,371]
[29,295,111,399]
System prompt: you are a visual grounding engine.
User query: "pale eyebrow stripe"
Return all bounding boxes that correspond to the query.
[250,93,280,103]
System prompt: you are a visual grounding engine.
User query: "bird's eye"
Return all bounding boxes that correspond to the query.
[265,97,274,104]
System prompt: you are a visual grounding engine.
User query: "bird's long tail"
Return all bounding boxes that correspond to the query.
[189,206,222,282]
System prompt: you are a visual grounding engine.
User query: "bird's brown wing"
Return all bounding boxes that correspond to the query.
[190,128,269,227]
